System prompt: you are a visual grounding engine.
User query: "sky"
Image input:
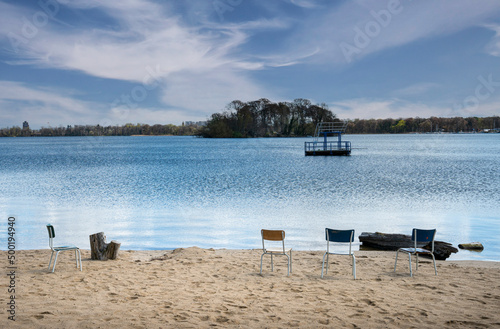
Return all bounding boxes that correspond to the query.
[1,0,500,129]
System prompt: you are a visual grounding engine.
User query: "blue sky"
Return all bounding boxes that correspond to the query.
[1,0,500,129]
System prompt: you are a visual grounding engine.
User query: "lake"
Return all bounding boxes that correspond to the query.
[1,134,499,261]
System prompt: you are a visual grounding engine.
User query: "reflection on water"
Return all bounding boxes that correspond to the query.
[0,134,499,261]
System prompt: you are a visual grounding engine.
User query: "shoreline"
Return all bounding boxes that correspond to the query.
[2,131,499,138]
[2,248,500,328]
[5,247,499,263]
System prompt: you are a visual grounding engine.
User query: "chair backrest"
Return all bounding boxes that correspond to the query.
[412,228,436,252]
[262,229,285,241]
[261,229,285,251]
[325,228,354,243]
[47,224,55,249]
[325,228,354,254]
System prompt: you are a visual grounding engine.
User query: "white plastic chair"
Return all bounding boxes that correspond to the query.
[260,229,292,276]
[47,224,82,272]
[321,228,356,279]
[394,228,437,277]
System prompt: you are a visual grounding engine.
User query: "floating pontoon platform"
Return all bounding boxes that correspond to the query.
[304,121,351,156]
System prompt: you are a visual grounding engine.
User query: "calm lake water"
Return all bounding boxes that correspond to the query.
[1,134,499,261]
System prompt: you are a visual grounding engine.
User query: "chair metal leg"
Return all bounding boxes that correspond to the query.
[76,249,82,271]
[52,251,60,273]
[352,254,356,279]
[290,250,292,273]
[326,253,329,275]
[416,254,419,271]
[50,249,82,272]
[322,252,356,279]
[321,252,328,278]
[48,251,55,271]
[431,254,437,275]
[408,253,413,277]
[261,252,292,276]
[285,254,290,276]
[394,250,399,272]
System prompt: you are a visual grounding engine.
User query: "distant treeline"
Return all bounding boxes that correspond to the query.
[0,123,199,137]
[198,98,499,137]
[345,116,499,134]
[198,98,336,138]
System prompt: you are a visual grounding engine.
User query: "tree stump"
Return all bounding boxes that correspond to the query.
[89,232,121,260]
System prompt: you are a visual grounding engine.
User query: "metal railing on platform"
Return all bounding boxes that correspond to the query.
[314,122,348,137]
[304,141,351,152]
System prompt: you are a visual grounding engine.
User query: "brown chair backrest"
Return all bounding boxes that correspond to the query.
[261,229,285,241]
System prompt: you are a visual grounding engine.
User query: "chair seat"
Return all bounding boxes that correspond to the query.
[325,251,352,256]
[321,228,356,279]
[260,229,292,276]
[53,245,79,251]
[399,247,432,254]
[47,224,82,272]
[265,247,292,253]
[394,228,437,277]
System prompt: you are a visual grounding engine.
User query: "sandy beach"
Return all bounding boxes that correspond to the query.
[1,248,500,328]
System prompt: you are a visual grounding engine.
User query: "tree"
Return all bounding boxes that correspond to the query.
[199,98,338,138]
[419,120,432,133]
[392,119,406,133]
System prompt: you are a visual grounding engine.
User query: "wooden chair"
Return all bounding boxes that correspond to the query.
[260,229,292,276]
[394,228,437,277]
[47,224,82,272]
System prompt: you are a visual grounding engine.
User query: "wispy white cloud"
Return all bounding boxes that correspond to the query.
[286,0,500,65]
[331,95,500,120]
[451,94,500,118]
[256,47,320,68]
[0,0,294,80]
[484,24,500,57]
[0,0,286,124]
[0,80,199,128]
[0,81,102,126]
[392,83,441,97]
[7,19,235,82]
[160,68,271,114]
[107,105,196,126]
[288,0,319,9]
[331,98,448,120]
[330,99,399,119]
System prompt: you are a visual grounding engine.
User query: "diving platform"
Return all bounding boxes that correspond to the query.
[304,121,351,156]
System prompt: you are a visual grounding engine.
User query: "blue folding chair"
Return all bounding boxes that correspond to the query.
[394,228,437,277]
[47,224,82,272]
[321,228,356,279]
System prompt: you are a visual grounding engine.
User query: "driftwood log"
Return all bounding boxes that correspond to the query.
[89,232,121,260]
[458,242,484,250]
[359,232,458,260]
